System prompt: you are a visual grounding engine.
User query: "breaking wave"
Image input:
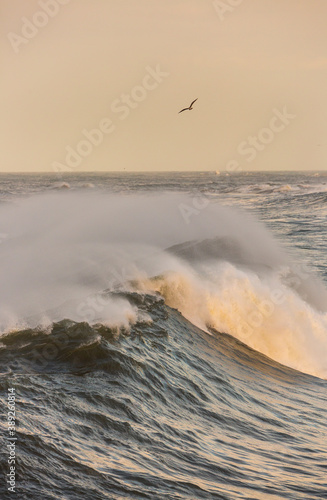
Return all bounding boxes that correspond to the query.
[0,191,327,378]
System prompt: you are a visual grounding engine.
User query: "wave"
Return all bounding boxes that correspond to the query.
[51,181,71,190]
[234,181,327,197]
[0,191,327,378]
[138,264,327,379]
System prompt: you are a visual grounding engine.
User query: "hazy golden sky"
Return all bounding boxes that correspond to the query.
[1,0,327,172]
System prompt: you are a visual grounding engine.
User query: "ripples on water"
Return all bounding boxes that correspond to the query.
[0,171,327,499]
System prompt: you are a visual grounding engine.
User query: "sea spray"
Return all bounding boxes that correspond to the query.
[0,190,327,377]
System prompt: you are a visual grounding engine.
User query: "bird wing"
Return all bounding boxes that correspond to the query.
[190,98,198,108]
[178,108,189,113]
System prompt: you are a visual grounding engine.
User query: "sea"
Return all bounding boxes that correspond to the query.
[0,171,326,500]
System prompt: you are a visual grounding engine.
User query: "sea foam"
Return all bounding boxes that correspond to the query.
[0,191,326,378]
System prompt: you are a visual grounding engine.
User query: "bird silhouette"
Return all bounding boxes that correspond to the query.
[179,98,198,113]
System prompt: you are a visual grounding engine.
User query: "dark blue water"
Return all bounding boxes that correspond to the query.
[0,171,327,499]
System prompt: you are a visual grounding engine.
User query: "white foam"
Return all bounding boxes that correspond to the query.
[0,191,326,378]
[141,262,327,379]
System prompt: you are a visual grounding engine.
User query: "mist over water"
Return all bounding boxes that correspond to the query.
[1,172,327,500]
[1,189,327,378]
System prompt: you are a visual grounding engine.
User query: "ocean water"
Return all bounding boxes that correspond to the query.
[0,171,327,500]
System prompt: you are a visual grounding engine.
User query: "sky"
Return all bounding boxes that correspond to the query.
[1,0,327,173]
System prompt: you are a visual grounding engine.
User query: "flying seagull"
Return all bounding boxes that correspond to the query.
[179,98,198,113]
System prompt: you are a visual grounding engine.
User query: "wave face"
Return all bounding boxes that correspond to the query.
[1,190,327,378]
[0,171,327,499]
